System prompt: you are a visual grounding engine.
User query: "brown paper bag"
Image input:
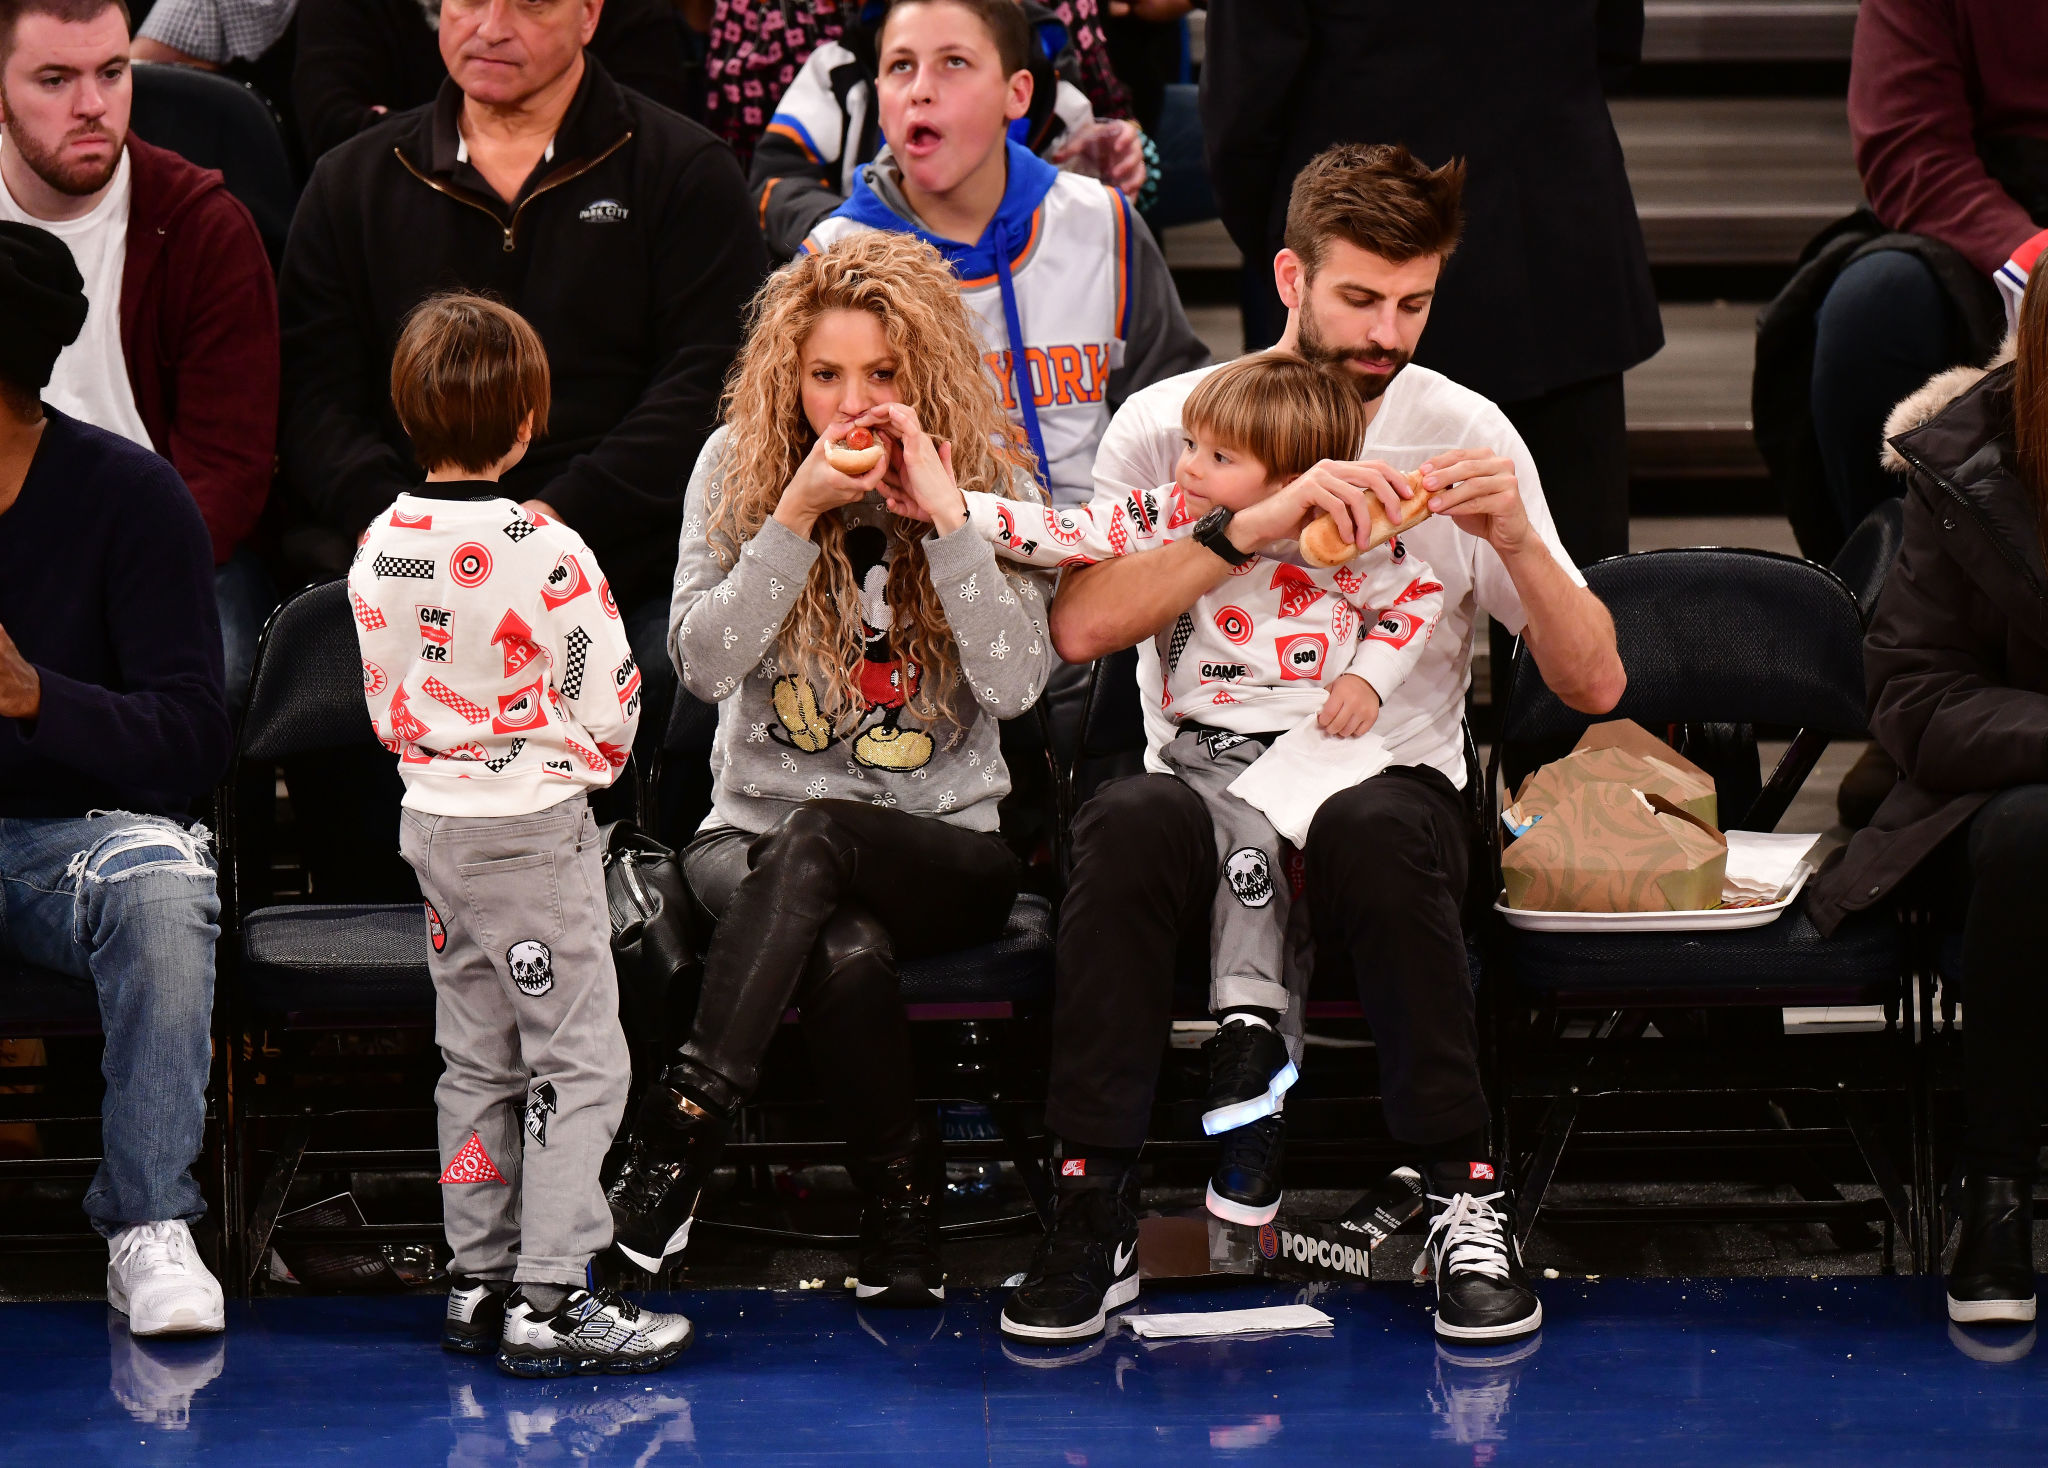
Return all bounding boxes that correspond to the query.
[1512,735,1718,830]
[1568,720,1719,826]
[1501,784,1729,912]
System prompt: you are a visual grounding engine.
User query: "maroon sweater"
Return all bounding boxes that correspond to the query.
[119,136,279,566]
[1850,0,2048,276]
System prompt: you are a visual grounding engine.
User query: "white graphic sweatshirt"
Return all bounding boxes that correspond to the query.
[348,489,641,815]
[962,480,1444,735]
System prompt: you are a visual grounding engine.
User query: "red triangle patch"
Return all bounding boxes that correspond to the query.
[439,1131,506,1185]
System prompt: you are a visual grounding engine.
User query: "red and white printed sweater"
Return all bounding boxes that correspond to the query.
[348,490,641,815]
[962,480,1444,734]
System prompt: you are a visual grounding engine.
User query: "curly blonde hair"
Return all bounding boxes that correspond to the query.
[709,232,1039,728]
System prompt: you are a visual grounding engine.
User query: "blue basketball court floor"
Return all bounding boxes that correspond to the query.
[13,1275,2048,1464]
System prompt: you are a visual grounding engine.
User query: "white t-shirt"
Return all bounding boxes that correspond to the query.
[1090,361,1587,789]
[0,147,152,449]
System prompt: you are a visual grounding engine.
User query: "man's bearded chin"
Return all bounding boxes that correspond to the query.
[1297,307,1410,402]
[0,105,122,196]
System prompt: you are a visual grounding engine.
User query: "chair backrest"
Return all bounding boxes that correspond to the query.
[239,580,374,763]
[1828,496,1906,624]
[1504,549,1867,746]
[130,62,298,264]
[1499,549,1867,829]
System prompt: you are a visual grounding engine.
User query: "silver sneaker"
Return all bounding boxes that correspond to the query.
[496,1288,694,1377]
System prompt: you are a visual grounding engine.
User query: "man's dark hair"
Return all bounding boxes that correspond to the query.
[1284,143,1466,275]
[0,0,131,58]
[882,0,1031,78]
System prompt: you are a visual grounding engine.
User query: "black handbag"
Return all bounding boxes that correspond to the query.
[599,821,701,1094]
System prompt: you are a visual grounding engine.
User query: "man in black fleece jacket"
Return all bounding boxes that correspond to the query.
[0,223,231,1338]
[279,5,768,740]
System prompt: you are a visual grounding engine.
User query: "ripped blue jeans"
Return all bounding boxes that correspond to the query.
[0,812,219,1236]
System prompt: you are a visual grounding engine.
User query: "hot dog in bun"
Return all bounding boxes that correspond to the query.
[824,425,887,475]
[1298,468,1434,568]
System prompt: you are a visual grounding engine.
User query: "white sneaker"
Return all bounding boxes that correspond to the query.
[108,1220,226,1337]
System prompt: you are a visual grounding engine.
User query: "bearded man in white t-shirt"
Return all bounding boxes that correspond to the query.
[1000,144,1627,1350]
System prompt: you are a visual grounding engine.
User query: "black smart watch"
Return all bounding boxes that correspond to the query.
[1191,505,1255,569]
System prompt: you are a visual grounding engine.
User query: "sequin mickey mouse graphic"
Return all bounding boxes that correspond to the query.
[768,524,935,772]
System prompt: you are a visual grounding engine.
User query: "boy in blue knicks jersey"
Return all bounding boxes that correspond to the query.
[802,0,1207,508]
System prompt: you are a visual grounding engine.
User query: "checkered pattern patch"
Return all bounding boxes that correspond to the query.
[561,627,591,698]
[563,735,607,773]
[423,677,490,724]
[501,516,538,542]
[484,738,525,773]
[372,554,435,580]
[350,589,387,631]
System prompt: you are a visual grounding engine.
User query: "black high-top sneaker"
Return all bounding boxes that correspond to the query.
[442,1275,512,1354]
[849,1149,945,1308]
[1206,1113,1285,1225]
[1419,1161,1542,1343]
[606,1068,735,1273]
[1000,1162,1141,1343]
[1947,1175,2038,1324]
[1201,1015,1297,1136]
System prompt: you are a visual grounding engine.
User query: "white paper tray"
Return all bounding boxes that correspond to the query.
[1494,862,1813,933]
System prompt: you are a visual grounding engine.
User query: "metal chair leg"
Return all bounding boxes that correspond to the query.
[1843,1094,1917,1276]
[243,1115,313,1293]
[1515,1093,1579,1252]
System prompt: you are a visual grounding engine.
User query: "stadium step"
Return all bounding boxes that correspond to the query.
[1614,97,1857,266]
[1161,98,1856,273]
[1642,0,1858,64]
[1625,299,1765,479]
[1176,296,1763,485]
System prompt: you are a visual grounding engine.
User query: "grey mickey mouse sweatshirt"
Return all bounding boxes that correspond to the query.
[669,426,1056,834]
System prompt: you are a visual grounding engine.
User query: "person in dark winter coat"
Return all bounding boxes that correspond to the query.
[292,0,696,161]
[1808,266,2048,1331]
[1200,0,1661,573]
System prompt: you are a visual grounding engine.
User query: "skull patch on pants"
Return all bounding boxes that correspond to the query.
[1226,848,1274,908]
[508,939,555,996]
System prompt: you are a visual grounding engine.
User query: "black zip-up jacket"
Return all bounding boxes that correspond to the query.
[1808,360,2048,934]
[278,55,768,604]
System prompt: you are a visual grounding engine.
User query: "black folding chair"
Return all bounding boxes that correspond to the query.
[130,62,298,264]
[1489,548,1921,1271]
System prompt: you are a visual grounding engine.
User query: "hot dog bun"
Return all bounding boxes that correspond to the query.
[1297,468,1434,568]
[824,425,887,475]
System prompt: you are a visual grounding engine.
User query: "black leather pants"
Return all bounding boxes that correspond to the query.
[679,800,1019,1162]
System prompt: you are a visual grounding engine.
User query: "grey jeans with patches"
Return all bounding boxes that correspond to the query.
[1157,728,1310,1057]
[400,795,628,1287]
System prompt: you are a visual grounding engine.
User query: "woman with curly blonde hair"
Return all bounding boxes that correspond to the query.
[606,233,1054,1307]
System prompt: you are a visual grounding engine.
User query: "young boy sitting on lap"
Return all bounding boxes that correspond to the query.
[911,351,1444,1225]
[349,293,690,1377]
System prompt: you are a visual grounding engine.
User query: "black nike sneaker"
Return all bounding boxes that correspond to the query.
[1000,1174,1141,1343]
[850,1150,945,1308]
[1418,1162,1542,1343]
[1206,1113,1285,1225]
[1947,1174,2038,1324]
[1200,1017,1297,1137]
[606,1073,733,1273]
[442,1275,512,1354]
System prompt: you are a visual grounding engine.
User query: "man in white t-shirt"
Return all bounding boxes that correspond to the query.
[1000,144,1627,1351]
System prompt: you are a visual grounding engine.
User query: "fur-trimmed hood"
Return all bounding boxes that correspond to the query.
[1879,329,2017,472]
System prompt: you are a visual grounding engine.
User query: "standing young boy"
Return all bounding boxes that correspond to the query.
[801,0,1206,508]
[350,293,691,1377]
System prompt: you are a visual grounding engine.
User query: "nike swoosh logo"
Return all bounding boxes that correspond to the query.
[1112,1240,1136,1277]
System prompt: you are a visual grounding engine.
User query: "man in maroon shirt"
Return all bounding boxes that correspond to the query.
[0,0,279,706]
[1811,0,2047,533]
